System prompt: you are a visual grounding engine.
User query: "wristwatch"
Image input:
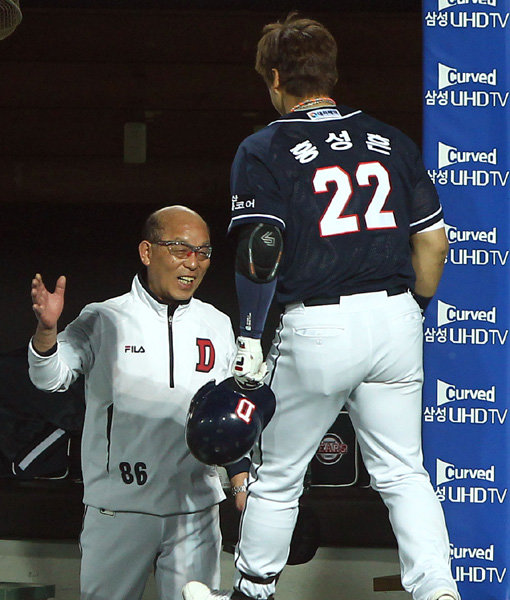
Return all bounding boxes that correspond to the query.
[231,480,248,496]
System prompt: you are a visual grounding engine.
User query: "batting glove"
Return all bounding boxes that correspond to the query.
[233,336,267,389]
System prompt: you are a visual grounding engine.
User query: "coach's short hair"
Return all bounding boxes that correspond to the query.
[255,13,338,98]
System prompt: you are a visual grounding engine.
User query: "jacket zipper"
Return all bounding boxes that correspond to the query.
[167,307,175,388]
[106,404,114,472]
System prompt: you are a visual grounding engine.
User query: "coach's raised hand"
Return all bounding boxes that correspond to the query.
[31,273,66,353]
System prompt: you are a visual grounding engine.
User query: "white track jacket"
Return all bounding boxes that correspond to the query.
[28,275,236,515]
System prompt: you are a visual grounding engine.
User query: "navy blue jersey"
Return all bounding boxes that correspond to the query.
[229,105,443,305]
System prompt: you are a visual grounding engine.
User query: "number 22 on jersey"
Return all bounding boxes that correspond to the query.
[313,161,396,237]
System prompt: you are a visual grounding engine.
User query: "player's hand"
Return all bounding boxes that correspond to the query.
[233,336,267,389]
[31,273,66,330]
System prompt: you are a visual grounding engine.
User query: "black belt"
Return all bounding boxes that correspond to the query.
[302,285,409,307]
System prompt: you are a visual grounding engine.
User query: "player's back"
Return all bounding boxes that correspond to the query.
[230,105,442,305]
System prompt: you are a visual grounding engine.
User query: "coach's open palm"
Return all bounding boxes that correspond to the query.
[31,273,66,329]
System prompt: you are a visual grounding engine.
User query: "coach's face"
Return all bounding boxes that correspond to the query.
[139,210,211,302]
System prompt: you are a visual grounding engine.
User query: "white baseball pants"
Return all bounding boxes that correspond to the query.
[234,290,459,600]
[80,504,221,600]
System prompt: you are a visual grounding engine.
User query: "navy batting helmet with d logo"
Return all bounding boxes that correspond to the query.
[186,377,275,466]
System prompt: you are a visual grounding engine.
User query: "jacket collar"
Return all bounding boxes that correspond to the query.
[132,271,192,316]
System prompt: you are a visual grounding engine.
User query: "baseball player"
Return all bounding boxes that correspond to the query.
[183,14,459,600]
[28,206,244,600]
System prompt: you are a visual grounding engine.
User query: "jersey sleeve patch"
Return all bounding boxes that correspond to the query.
[231,194,256,212]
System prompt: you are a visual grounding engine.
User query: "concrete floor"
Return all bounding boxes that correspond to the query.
[0,539,409,600]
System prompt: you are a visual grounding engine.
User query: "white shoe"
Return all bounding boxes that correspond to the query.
[182,582,233,600]
[429,591,459,600]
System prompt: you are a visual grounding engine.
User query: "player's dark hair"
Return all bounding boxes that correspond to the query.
[255,13,338,98]
[141,211,164,243]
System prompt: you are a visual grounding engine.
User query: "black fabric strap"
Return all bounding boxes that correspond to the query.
[238,571,280,585]
[233,591,273,600]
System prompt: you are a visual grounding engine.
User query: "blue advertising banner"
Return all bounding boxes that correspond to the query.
[422,1,510,599]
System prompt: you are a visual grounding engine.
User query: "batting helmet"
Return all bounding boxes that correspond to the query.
[186,377,275,466]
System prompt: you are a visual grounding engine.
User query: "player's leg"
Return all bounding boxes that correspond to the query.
[347,293,459,600]
[349,380,457,600]
[155,505,221,600]
[233,304,366,599]
[80,507,158,600]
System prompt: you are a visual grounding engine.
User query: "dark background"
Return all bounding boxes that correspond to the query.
[0,0,422,546]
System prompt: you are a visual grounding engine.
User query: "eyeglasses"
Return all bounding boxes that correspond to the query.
[152,240,212,261]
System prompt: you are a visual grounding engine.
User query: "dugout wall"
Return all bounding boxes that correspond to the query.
[422,2,510,599]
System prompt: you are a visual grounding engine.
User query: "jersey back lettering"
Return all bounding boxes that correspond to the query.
[229,106,443,305]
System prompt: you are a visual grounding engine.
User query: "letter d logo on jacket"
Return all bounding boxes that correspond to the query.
[196,339,215,373]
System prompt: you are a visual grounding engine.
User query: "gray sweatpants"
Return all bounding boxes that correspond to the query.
[80,504,221,600]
